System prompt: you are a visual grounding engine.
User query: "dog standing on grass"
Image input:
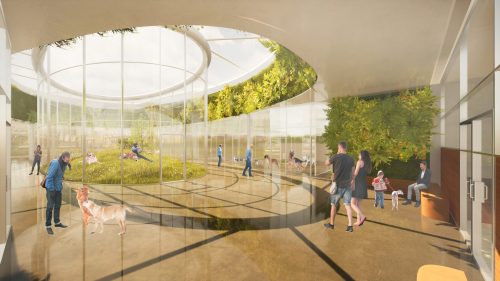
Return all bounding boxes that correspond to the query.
[83,200,132,235]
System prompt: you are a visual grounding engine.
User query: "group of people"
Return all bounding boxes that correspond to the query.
[215,143,254,177]
[324,141,431,232]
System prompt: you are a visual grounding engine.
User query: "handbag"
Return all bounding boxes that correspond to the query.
[329,181,337,194]
[40,176,46,189]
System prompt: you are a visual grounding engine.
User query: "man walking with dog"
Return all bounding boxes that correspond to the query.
[45,151,71,235]
[402,161,431,207]
[324,141,355,232]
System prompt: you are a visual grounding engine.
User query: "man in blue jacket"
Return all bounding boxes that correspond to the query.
[242,144,253,177]
[217,144,223,167]
[132,143,153,162]
[45,151,71,235]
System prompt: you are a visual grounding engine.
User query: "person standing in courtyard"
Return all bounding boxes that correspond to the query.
[324,141,355,232]
[351,150,371,226]
[217,144,223,167]
[29,145,42,175]
[402,161,431,207]
[45,151,71,235]
[242,144,253,177]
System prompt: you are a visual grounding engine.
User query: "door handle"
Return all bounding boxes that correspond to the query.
[484,184,488,201]
[470,183,475,200]
[466,180,471,196]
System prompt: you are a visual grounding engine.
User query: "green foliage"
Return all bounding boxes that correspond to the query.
[322,87,439,169]
[41,149,206,184]
[207,40,317,121]
[11,86,37,122]
[45,28,137,48]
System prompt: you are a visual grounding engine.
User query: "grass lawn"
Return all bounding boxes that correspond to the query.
[41,149,206,184]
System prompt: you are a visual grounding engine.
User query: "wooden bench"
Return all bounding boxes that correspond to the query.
[417,265,467,281]
[420,183,449,222]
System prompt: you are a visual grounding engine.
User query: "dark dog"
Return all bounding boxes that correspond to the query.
[264,155,279,167]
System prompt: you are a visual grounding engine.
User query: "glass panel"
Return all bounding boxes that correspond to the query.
[467,0,494,91]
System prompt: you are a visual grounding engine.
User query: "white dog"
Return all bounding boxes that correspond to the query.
[82,200,132,235]
[391,190,404,210]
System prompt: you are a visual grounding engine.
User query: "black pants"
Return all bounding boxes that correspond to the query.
[218,155,222,167]
[136,153,153,162]
[46,190,62,227]
[31,159,40,173]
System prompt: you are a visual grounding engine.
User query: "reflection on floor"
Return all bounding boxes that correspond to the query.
[10,160,483,281]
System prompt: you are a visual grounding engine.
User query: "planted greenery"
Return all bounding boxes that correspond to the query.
[207,40,317,120]
[322,87,439,174]
[41,149,206,184]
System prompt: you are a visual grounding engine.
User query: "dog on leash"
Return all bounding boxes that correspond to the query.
[76,186,93,226]
[391,190,404,210]
[82,200,132,235]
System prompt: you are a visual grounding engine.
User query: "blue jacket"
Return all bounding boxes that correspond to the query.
[245,148,252,161]
[217,147,222,157]
[45,159,67,191]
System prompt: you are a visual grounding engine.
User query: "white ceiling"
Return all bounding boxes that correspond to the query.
[1,0,469,98]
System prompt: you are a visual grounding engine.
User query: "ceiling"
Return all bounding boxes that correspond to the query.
[1,0,470,98]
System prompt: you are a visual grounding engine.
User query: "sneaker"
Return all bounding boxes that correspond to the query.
[374,203,378,208]
[46,227,54,235]
[36,173,39,175]
[414,201,421,208]
[242,174,247,176]
[323,223,334,229]
[29,172,33,175]
[381,206,384,209]
[402,199,412,205]
[345,226,353,232]
[54,223,68,228]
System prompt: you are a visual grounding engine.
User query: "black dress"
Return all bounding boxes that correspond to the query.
[352,164,368,199]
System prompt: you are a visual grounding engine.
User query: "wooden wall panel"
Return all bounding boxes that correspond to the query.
[440,148,460,225]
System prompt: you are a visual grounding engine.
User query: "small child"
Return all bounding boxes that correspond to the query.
[372,170,388,209]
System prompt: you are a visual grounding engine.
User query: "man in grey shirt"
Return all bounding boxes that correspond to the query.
[403,161,431,207]
[324,141,355,232]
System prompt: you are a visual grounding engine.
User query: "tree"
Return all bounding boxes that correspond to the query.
[322,87,439,168]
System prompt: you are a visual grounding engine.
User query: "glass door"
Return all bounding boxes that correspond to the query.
[459,123,473,248]
[469,113,494,280]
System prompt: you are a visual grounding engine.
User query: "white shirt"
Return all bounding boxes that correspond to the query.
[420,171,425,179]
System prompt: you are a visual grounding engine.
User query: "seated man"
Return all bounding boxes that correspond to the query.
[132,143,153,162]
[402,161,431,207]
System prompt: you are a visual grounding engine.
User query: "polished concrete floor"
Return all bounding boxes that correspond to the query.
[10,160,483,281]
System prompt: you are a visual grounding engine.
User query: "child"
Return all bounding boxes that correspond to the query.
[372,170,388,209]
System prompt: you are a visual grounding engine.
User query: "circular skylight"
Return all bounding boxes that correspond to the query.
[11,26,275,107]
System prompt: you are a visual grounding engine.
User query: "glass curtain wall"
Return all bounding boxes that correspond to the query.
[441,0,496,280]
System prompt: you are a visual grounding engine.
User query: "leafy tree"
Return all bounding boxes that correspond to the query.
[322,87,439,168]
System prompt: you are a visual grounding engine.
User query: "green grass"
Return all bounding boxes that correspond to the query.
[41,149,206,184]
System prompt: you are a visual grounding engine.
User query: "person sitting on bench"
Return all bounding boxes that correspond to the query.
[402,161,431,208]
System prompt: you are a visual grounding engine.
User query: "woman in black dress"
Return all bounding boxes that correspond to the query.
[351,150,371,226]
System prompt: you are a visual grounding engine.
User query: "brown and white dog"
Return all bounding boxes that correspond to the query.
[76,186,93,226]
[82,200,132,235]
